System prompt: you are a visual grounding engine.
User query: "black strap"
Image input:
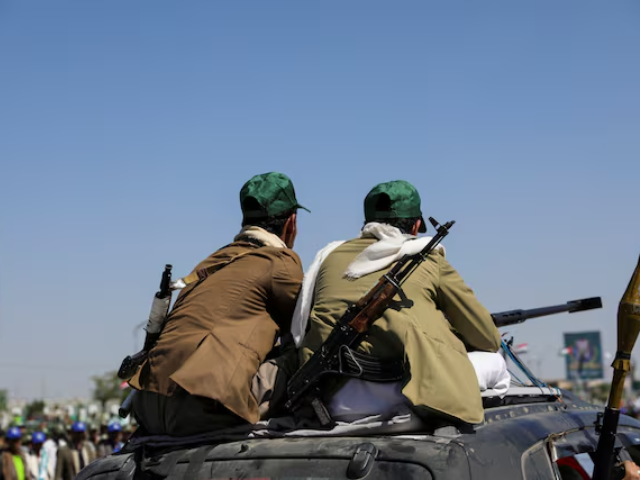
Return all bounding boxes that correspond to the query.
[338,347,404,382]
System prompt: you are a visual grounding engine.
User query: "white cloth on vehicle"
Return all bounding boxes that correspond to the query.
[467,351,510,396]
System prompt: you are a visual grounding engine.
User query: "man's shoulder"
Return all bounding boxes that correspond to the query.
[255,246,302,265]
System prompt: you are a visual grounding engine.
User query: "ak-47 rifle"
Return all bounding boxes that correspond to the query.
[118,264,174,381]
[117,265,174,418]
[285,216,455,424]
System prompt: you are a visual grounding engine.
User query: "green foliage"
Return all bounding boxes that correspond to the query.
[25,399,46,419]
[0,389,7,413]
[92,371,127,410]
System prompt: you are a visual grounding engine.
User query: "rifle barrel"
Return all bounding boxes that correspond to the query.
[492,297,602,328]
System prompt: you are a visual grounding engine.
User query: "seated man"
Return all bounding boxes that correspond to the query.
[130,172,307,436]
[293,180,501,426]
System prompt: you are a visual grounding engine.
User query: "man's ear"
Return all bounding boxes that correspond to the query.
[410,219,422,236]
[282,213,297,247]
[286,213,297,233]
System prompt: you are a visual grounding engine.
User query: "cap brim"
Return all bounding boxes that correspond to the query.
[418,216,427,233]
[296,204,310,213]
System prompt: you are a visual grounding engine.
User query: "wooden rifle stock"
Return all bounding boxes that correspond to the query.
[350,280,399,333]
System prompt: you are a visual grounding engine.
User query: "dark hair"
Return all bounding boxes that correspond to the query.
[370,217,421,235]
[242,210,295,237]
[369,193,421,234]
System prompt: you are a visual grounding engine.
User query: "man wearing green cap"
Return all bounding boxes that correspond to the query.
[130,172,307,436]
[292,180,501,428]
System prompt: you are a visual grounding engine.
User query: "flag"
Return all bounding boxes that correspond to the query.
[120,381,129,390]
[513,343,528,355]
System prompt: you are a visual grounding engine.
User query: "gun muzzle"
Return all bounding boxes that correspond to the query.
[568,297,602,313]
[119,390,136,418]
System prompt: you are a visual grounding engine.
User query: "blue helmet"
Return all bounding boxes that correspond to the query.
[71,421,87,433]
[6,427,22,440]
[32,431,46,444]
[107,422,122,433]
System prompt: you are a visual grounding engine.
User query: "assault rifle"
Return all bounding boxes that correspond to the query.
[285,216,455,424]
[492,297,602,328]
[118,264,174,380]
[117,265,173,418]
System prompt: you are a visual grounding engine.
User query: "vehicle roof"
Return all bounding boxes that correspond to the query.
[75,388,640,480]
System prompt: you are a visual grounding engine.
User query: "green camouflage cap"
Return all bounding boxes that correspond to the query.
[240,172,309,219]
[364,180,427,233]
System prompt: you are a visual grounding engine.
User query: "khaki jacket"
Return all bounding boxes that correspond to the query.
[299,236,501,424]
[130,239,303,423]
[54,444,95,480]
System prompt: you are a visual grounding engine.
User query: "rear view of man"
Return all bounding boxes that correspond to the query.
[1,427,27,480]
[96,423,124,458]
[130,172,307,436]
[54,422,94,480]
[294,180,501,427]
[26,432,54,480]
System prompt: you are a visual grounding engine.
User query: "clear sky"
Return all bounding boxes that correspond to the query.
[1,1,639,401]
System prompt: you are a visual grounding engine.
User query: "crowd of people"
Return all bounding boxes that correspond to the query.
[0,419,132,480]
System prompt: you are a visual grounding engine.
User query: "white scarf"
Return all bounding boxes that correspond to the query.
[344,222,445,279]
[291,223,445,346]
[234,225,287,249]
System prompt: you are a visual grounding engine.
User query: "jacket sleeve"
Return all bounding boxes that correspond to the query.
[270,251,304,335]
[436,254,502,352]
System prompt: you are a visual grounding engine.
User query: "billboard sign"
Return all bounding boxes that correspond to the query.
[564,331,603,380]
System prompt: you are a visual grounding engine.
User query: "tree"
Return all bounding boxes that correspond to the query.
[25,399,46,419]
[0,389,7,413]
[92,371,126,411]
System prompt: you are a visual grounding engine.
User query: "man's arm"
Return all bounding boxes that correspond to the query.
[436,254,502,352]
[270,251,304,334]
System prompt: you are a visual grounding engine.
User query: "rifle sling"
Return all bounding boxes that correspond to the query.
[174,238,264,290]
[337,347,404,382]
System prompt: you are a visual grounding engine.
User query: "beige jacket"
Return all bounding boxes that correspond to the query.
[299,236,501,424]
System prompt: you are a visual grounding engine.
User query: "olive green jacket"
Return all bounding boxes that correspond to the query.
[299,236,501,424]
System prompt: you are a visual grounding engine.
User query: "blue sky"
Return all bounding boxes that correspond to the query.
[1,1,639,400]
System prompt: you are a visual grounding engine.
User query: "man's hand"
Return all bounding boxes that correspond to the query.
[623,460,640,480]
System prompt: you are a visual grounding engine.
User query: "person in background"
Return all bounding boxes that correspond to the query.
[54,422,95,480]
[1,427,28,480]
[87,426,99,454]
[25,432,54,480]
[39,433,57,480]
[121,425,134,445]
[96,423,124,458]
